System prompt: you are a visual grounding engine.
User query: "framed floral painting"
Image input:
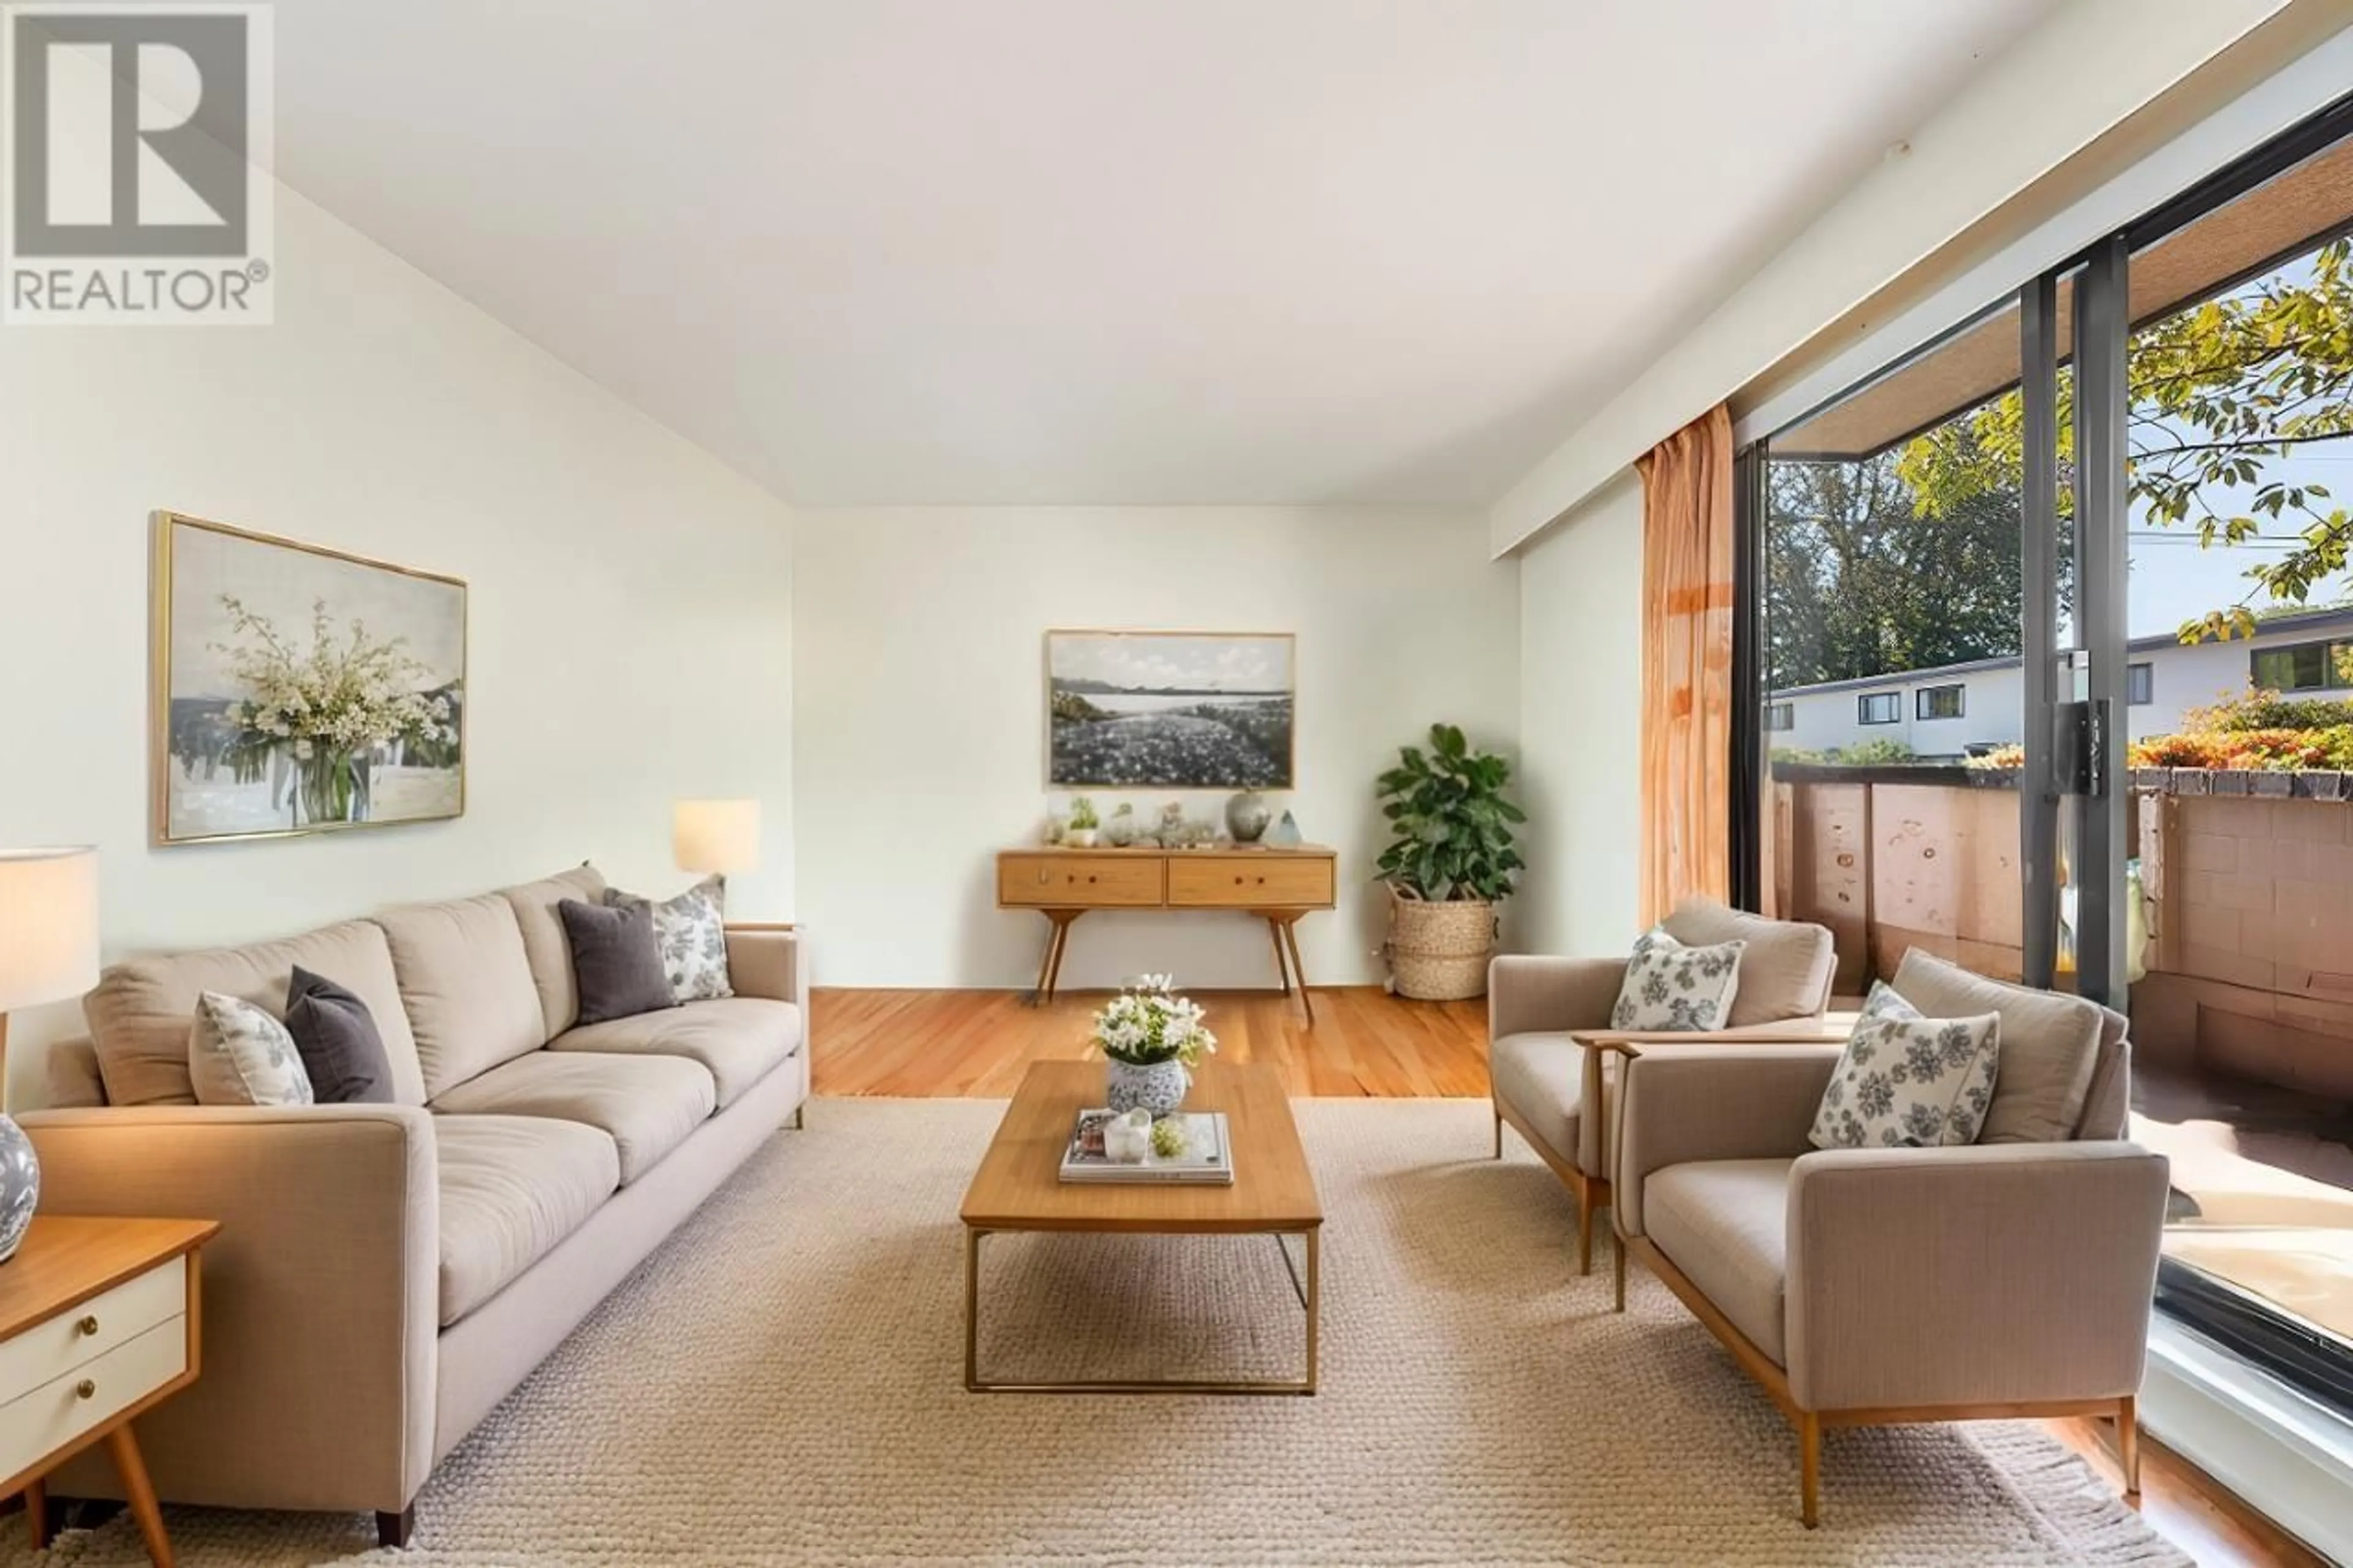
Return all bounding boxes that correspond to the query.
[151,512,468,845]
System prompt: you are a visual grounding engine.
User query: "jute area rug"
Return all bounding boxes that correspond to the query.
[10,1097,2184,1566]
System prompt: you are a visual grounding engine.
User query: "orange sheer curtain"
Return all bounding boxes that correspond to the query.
[1635,404,1735,925]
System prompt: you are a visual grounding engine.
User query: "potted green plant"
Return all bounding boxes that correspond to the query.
[1374,724,1525,1000]
[1065,795,1101,848]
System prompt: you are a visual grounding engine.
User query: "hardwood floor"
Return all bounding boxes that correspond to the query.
[811,984,1489,1097]
[809,983,2324,1568]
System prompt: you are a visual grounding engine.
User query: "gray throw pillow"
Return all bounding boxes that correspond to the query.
[558,898,678,1026]
[284,965,395,1104]
[604,876,733,1003]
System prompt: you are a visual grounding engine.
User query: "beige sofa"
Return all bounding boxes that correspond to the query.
[1612,950,2166,1526]
[21,864,809,1547]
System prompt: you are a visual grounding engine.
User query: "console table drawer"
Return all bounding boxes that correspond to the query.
[1169,855,1334,908]
[998,855,1166,907]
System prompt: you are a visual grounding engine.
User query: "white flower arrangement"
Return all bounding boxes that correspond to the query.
[1091,974,1218,1067]
[214,596,455,756]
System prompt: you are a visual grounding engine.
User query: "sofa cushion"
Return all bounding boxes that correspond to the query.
[434,1114,620,1327]
[549,997,801,1108]
[83,919,426,1107]
[499,864,607,1039]
[1807,982,2000,1151]
[374,895,547,1100]
[1661,900,1834,1028]
[430,1051,716,1184]
[1646,1158,1794,1366]
[1891,949,2102,1143]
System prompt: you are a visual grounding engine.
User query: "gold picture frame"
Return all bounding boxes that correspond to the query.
[151,511,469,846]
[1044,629,1295,789]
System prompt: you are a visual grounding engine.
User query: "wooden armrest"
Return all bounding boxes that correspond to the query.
[1569,1020,1849,1057]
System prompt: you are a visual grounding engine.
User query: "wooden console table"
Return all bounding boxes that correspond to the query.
[996,845,1338,1022]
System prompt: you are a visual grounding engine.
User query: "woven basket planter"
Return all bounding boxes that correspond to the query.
[1384,884,1498,1001]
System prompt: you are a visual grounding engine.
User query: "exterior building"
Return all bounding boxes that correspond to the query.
[1769,605,2353,760]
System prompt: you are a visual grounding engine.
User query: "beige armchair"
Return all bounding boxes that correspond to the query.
[1610,950,2167,1526]
[1487,900,1836,1271]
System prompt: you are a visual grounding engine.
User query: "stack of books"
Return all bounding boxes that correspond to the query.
[1059,1110,1235,1185]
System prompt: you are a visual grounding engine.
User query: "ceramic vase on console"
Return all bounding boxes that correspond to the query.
[1224,789,1272,843]
[1105,1057,1189,1116]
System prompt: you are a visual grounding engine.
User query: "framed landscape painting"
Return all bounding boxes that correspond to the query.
[153,512,468,845]
[1046,630,1294,789]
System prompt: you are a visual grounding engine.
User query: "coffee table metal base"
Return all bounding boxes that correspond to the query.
[961,1227,1320,1395]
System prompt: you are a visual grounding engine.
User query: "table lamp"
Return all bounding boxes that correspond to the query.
[673,799,760,878]
[0,847,100,1263]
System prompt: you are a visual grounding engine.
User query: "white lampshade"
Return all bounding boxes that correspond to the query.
[0,847,100,1013]
[673,800,760,876]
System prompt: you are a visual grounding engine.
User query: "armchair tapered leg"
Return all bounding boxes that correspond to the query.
[1612,1226,1626,1311]
[2117,1396,2140,1497]
[1797,1412,1822,1529]
[1575,1181,1595,1276]
[1491,1107,1502,1159]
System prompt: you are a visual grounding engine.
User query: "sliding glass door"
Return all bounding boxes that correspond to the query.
[1742,89,2353,1414]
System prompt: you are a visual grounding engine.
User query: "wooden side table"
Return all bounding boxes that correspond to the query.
[0,1216,219,1567]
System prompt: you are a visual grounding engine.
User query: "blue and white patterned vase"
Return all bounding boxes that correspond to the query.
[1105,1058,1189,1116]
[0,1115,39,1263]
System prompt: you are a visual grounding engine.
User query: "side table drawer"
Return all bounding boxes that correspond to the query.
[0,1255,184,1407]
[0,1315,186,1484]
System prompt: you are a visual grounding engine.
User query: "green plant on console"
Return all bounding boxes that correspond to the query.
[1067,797,1100,831]
[1374,723,1525,901]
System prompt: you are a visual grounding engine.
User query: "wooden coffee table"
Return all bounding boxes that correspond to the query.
[959,1060,1323,1395]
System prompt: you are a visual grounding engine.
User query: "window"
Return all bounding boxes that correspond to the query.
[1764,701,1794,732]
[2249,638,2353,693]
[2128,662,2153,705]
[1857,692,1900,725]
[1915,684,1965,720]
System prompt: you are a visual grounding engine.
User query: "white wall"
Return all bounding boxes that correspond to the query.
[0,184,796,1101]
[1513,474,1643,957]
[792,507,1518,990]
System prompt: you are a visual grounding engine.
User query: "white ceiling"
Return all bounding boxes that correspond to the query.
[268,0,2053,507]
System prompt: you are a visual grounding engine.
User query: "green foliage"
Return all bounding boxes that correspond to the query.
[1769,740,1917,767]
[1067,796,1099,830]
[1374,724,1525,902]
[1900,238,2353,642]
[2183,689,2353,733]
[1768,450,2068,686]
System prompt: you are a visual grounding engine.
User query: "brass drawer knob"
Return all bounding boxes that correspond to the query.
[74,1380,96,1401]
[75,1315,99,1337]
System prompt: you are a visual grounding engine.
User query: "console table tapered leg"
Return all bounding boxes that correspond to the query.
[1031,917,1059,1004]
[106,1425,172,1568]
[1039,912,1079,1004]
[1281,917,1314,1025]
[1267,917,1293,995]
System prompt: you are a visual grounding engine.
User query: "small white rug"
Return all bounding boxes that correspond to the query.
[10,1099,2184,1566]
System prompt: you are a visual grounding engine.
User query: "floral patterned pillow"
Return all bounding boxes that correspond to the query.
[605,876,733,1003]
[188,991,316,1107]
[1808,982,2001,1150]
[1609,928,1745,1032]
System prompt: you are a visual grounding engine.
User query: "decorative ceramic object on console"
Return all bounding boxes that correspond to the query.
[1225,789,1273,843]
